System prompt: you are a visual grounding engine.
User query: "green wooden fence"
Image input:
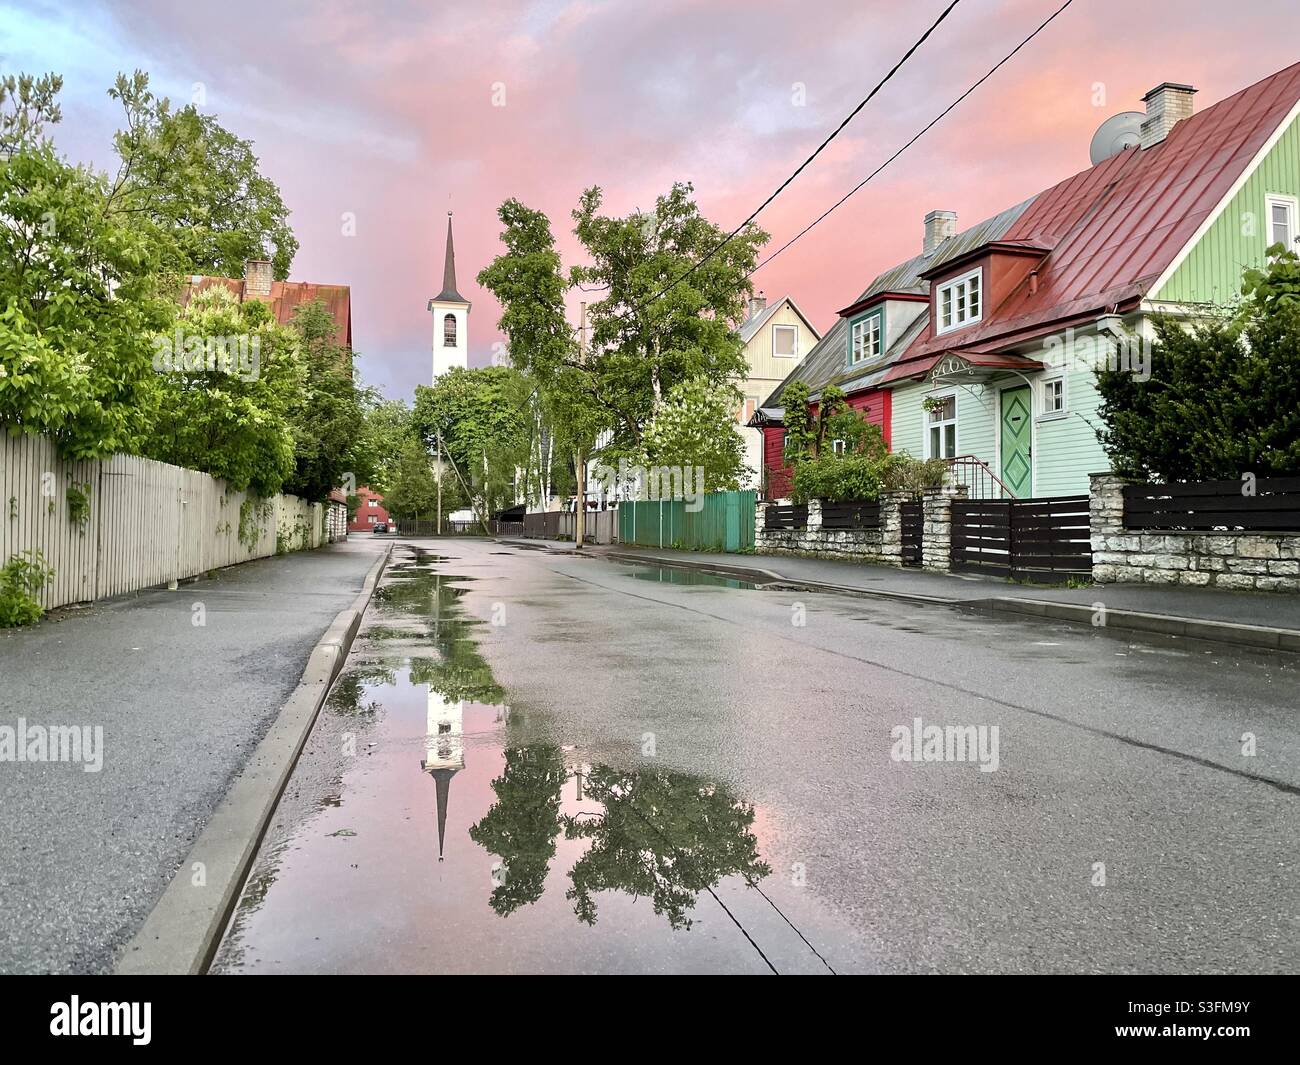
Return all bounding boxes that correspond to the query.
[618,490,756,551]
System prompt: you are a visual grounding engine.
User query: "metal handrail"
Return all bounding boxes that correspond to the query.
[945,455,1018,500]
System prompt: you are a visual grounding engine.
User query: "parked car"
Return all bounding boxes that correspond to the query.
[371,521,389,534]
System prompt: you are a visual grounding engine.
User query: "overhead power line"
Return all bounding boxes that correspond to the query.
[749,0,1077,279]
[630,0,963,314]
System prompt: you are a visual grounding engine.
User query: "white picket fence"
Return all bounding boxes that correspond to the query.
[1,432,334,610]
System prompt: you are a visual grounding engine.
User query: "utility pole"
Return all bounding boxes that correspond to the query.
[436,428,443,535]
[575,301,588,550]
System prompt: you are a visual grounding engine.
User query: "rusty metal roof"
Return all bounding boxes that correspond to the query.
[181,276,353,349]
[887,60,1300,382]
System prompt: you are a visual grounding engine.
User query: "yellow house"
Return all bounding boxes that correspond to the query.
[735,293,820,489]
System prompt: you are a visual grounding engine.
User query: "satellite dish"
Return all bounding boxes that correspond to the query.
[1089,111,1144,165]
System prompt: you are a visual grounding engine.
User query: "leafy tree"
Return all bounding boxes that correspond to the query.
[570,182,768,459]
[640,376,749,491]
[0,75,178,458]
[141,285,300,494]
[1096,251,1300,480]
[351,394,413,495]
[411,366,531,517]
[382,437,440,520]
[476,198,606,540]
[281,298,364,502]
[106,71,298,279]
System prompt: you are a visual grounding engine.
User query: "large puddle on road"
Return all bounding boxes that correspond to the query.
[211,547,846,974]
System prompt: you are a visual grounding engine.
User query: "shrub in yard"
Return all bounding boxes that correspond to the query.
[792,454,884,503]
[0,549,55,627]
[1096,248,1300,481]
[880,453,949,495]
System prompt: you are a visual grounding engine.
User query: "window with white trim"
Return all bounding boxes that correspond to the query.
[1266,194,1297,254]
[925,394,957,459]
[1042,376,1065,416]
[850,314,881,365]
[368,498,378,509]
[772,325,797,358]
[831,438,846,456]
[935,269,982,334]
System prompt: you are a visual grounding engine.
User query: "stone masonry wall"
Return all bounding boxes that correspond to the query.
[756,500,884,560]
[1090,473,1300,591]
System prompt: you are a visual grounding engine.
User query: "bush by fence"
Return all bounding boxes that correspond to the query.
[1,432,332,611]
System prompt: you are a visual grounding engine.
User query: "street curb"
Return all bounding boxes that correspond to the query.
[114,544,393,976]
[602,546,1300,653]
[983,596,1300,653]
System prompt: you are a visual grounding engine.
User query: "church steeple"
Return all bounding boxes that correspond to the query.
[436,213,467,304]
[429,211,470,382]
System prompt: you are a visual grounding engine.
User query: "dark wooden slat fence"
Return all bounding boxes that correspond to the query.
[952,495,1091,581]
[1123,477,1300,531]
[820,501,881,530]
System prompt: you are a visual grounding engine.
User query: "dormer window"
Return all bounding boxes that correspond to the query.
[850,313,881,365]
[935,268,982,335]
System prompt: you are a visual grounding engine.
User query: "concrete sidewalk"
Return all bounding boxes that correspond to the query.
[497,538,1300,652]
[0,537,386,974]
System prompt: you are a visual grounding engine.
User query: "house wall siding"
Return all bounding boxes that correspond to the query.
[1034,356,1111,496]
[1155,112,1300,304]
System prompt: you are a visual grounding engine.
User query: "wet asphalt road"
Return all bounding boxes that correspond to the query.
[215,538,1300,974]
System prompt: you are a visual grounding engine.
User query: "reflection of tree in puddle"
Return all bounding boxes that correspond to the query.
[468,746,567,914]
[470,750,771,931]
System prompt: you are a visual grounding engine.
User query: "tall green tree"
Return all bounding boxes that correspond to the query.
[0,74,178,458]
[382,437,441,520]
[106,71,298,279]
[281,298,364,502]
[411,366,532,517]
[570,182,767,459]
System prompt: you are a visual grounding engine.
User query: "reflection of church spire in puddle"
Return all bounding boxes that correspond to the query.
[421,688,464,861]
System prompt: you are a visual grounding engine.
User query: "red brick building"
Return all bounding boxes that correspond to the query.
[349,486,391,532]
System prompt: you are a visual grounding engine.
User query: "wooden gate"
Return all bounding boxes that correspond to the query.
[900,501,922,566]
[951,495,1091,581]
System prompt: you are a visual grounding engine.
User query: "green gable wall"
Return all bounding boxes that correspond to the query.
[1155,111,1300,304]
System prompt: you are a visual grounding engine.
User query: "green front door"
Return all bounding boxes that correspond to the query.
[1000,385,1032,498]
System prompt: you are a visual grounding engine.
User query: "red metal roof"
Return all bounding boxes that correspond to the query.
[180,276,353,349]
[885,60,1300,383]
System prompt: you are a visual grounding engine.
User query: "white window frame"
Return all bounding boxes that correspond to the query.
[368,498,379,508]
[934,268,983,336]
[831,438,846,456]
[772,324,798,359]
[1039,375,1066,419]
[923,390,958,460]
[1265,193,1298,255]
[850,313,881,365]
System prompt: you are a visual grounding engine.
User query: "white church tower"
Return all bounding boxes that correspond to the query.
[429,212,470,382]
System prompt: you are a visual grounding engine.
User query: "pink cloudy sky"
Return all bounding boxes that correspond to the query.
[3,0,1297,400]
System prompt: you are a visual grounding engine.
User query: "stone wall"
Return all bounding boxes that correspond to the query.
[756,499,885,560]
[1090,473,1300,591]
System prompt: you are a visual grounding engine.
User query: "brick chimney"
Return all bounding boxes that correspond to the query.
[746,290,767,321]
[243,259,273,299]
[923,210,957,256]
[1140,83,1196,149]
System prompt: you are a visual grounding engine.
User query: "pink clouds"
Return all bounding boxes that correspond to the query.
[28,0,1300,396]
